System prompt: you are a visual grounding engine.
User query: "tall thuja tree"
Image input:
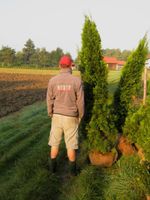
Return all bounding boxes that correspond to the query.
[114,36,148,132]
[87,54,117,153]
[87,63,118,153]
[79,16,103,135]
[79,16,117,153]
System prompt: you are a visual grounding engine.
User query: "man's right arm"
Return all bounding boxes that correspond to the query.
[46,80,54,117]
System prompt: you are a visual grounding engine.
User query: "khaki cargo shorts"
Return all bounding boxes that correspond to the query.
[48,114,79,149]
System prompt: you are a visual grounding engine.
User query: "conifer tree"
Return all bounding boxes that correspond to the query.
[79,16,102,132]
[114,36,148,132]
[79,16,117,153]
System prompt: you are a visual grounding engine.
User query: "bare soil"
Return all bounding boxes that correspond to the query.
[0,73,51,117]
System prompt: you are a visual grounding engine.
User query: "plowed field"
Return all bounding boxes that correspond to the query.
[0,73,51,117]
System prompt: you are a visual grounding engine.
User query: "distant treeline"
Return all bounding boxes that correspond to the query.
[0,39,72,68]
[1,38,144,68]
[102,48,131,61]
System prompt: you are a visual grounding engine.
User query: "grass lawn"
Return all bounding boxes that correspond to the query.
[0,102,62,200]
[108,70,121,96]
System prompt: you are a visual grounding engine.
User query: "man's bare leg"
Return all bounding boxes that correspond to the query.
[50,146,59,159]
[67,149,76,161]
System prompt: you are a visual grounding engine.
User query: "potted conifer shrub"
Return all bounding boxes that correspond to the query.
[113,36,149,155]
[79,16,118,167]
[123,101,150,163]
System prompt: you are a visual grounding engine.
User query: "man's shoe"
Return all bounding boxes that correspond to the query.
[69,161,77,176]
[48,157,57,173]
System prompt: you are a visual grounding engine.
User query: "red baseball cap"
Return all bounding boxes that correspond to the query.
[59,55,72,67]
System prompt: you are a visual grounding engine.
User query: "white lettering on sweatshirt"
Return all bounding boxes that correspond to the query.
[57,84,71,91]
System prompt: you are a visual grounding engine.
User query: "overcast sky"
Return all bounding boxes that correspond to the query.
[0,0,150,59]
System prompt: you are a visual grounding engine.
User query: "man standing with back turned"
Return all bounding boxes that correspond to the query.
[46,55,84,176]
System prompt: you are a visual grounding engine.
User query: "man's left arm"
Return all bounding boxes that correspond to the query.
[76,80,84,121]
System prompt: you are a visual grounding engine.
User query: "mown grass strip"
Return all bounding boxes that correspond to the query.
[0,126,49,182]
[0,102,46,137]
[0,102,49,169]
[14,168,60,200]
[0,100,64,200]
[0,123,49,171]
[0,113,49,153]
[0,124,60,200]
[0,138,55,200]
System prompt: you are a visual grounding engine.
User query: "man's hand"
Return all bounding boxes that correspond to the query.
[78,118,81,123]
[48,113,53,118]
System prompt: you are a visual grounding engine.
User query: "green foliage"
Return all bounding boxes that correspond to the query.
[79,16,103,84]
[105,156,150,200]
[79,15,102,136]
[22,39,36,65]
[0,39,71,68]
[61,156,149,200]
[123,102,150,161]
[61,166,110,200]
[49,47,64,67]
[15,51,24,66]
[87,60,117,153]
[79,16,117,153]
[114,36,149,131]
[87,102,118,153]
[147,79,150,97]
[0,46,16,66]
